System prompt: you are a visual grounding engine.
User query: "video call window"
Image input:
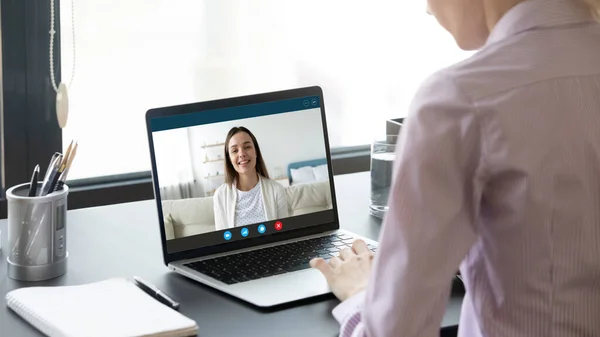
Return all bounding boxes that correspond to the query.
[150,97,335,252]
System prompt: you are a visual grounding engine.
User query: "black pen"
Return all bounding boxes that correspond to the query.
[28,165,40,197]
[39,153,62,196]
[133,276,180,310]
[41,152,61,183]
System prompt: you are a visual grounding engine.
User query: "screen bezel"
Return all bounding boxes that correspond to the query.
[145,86,340,265]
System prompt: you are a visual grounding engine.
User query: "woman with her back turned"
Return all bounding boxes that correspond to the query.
[213,126,288,230]
[309,0,600,336]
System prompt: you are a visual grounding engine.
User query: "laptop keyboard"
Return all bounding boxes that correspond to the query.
[183,233,377,285]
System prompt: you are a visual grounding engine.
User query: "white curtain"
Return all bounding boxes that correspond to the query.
[153,129,198,200]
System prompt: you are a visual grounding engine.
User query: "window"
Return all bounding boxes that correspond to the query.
[0,1,474,216]
[59,0,473,181]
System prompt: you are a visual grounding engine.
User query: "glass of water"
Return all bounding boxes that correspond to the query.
[370,135,398,219]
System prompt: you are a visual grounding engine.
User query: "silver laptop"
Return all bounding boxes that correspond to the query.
[145,86,378,308]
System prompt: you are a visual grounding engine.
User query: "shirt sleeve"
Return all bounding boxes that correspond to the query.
[276,184,290,218]
[335,71,485,337]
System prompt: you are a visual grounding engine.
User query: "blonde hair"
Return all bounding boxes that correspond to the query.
[582,0,600,20]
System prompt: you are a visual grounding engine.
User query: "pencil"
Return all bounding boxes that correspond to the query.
[59,140,74,172]
[55,141,78,190]
[65,141,77,172]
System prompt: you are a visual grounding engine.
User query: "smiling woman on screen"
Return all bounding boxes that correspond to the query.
[213,126,289,230]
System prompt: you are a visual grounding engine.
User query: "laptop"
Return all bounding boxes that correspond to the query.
[145,86,378,308]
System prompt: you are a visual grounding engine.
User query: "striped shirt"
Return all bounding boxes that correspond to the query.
[333,0,600,336]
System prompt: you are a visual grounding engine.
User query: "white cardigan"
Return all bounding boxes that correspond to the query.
[213,176,289,230]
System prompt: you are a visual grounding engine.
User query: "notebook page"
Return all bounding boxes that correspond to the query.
[6,278,198,337]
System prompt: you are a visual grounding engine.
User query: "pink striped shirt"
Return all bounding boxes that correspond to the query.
[333,0,600,336]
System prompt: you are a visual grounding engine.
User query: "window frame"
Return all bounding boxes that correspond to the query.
[0,0,371,218]
[1,0,64,218]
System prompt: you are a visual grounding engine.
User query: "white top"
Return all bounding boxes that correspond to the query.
[234,181,267,227]
[213,175,289,230]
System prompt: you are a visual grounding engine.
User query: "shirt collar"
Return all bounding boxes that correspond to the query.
[485,0,595,46]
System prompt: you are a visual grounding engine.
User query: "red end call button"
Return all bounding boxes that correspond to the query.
[274,221,283,231]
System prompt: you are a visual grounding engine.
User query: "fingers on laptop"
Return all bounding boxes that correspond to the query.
[310,258,333,278]
[328,256,342,268]
[339,248,354,261]
[351,239,369,255]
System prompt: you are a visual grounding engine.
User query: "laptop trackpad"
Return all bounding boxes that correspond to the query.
[226,268,331,307]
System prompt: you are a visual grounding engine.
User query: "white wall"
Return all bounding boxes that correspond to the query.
[188,108,327,196]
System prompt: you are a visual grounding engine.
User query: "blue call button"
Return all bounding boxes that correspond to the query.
[223,231,232,240]
[258,224,266,234]
[241,227,249,237]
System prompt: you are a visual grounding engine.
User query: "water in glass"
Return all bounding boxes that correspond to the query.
[370,135,397,219]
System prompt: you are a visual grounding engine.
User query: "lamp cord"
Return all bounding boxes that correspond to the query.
[50,0,76,92]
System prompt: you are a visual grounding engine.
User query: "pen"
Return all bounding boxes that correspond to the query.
[41,152,61,184]
[133,276,180,310]
[39,153,63,196]
[28,165,40,197]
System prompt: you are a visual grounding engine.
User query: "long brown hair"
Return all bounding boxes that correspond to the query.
[224,126,269,185]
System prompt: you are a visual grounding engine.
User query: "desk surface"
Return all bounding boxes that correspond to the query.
[0,172,462,337]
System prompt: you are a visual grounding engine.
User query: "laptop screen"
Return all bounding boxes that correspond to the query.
[149,94,336,253]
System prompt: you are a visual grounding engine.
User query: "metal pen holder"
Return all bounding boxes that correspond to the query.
[6,182,68,281]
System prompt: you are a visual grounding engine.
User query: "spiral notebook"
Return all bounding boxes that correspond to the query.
[5,278,198,337]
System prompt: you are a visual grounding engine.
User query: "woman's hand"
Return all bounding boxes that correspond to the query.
[310,239,374,301]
